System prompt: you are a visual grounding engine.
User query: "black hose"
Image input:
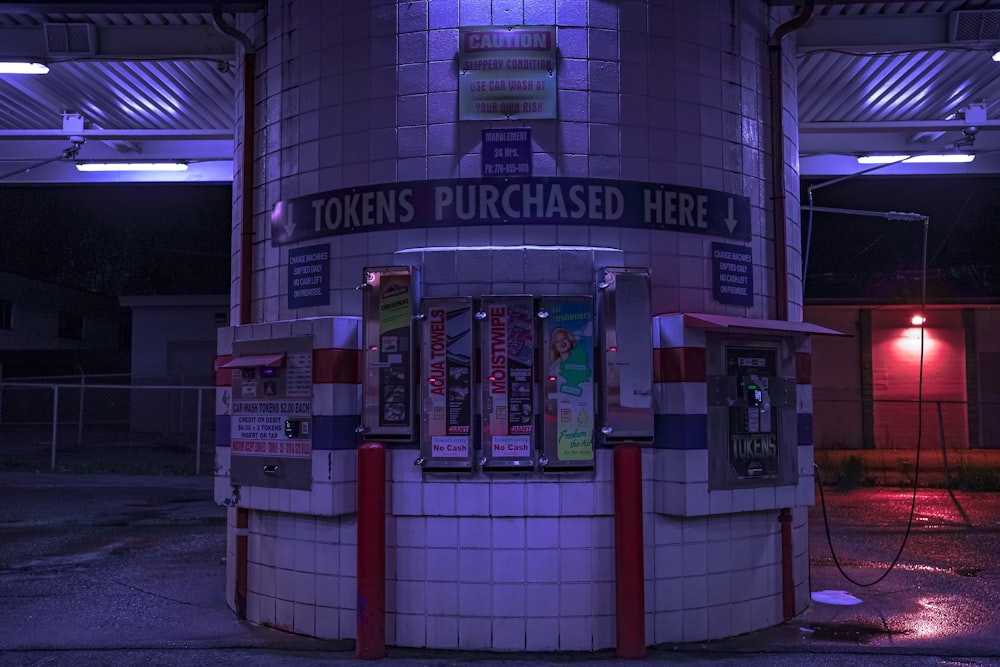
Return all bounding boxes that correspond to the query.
[0,142,83,182]
[813,217,928,587]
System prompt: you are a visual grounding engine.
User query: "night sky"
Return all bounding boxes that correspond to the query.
[802,175,1000,302]
[0,184,232,297]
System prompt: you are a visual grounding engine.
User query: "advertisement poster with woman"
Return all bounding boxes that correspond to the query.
[544,299,595,461]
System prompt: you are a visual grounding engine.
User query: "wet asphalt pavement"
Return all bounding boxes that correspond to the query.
[2,473,1000,666]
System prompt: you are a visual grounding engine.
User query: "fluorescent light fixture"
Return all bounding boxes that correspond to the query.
[857,154,975,164]
[993,50,1000,62]
[857,155,909,164]
[76,162,188,172]
[0,62,49,74]
[905,154,975,163]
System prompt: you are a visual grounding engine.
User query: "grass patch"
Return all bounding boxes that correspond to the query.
[835,455,876,490]
[948,464,1000,492]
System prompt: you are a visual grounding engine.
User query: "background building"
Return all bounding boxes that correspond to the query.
[0,271,126,377]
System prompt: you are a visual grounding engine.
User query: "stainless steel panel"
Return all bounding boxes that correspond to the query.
[231,456,312,491]
[230,336,313,492]
[596,268,653,442]
[706,335,798,490]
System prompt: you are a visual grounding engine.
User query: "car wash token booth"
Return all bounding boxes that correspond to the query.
[213,0,834,652]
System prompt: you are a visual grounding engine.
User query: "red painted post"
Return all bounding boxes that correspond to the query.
[779,507,795,619]
[356,442,386,659]
[234,507,248,619]
[614,443,646,659]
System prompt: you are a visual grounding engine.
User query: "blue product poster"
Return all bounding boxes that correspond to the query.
[545,300,594,461]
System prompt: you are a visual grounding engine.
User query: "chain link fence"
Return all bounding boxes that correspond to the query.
[812,396,1000,488]
[812,397,1000,450]
[4,380,997,478]
[0,379,215,474]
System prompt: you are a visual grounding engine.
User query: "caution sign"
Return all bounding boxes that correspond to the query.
[459,25,556,120]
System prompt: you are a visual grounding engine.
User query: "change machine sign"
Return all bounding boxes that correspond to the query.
[541,296,595,466]
[480,296,535,469]
[420,297,474,469]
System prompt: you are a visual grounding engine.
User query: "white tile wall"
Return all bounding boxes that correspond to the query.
[243,510,357,640]
[238,0,796,322]
[225,0,810,650]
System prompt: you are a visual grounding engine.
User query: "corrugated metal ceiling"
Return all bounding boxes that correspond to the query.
[799,1,1000,124]
[0,11,234,133]
[798,49,1000,122]
[0,60,234,131]
[2,1,1000,180]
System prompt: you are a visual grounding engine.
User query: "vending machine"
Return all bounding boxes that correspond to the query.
[478,295,536,470]
[539,295,596,470]
[224,336,314,491]
[360,266,417,441]
[707,336,798,488]
[418,297,475,470]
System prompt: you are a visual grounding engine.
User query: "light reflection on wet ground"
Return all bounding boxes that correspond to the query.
[795,488,1000,649]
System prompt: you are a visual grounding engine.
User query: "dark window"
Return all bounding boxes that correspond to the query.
[58,311,84,340]
[0,299,10,330]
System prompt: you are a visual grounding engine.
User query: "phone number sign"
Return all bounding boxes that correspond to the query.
[482,128,531,177]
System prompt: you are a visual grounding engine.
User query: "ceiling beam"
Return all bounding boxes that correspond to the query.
[801,120,1000,133]
[0,2,263,12]
[0,129,232,140]
[767,0,928,3]
[0,24,235,60]
[797,14,955,51]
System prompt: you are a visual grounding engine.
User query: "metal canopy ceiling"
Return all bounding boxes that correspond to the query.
[2,1,1000,183]
[0,2,253,183]
[797,0,1000,177]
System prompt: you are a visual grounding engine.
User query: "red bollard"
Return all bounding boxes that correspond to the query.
[235,507,248,619]
[614,443,646,659]
[356,442,386,660]
[779,507,795,620]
